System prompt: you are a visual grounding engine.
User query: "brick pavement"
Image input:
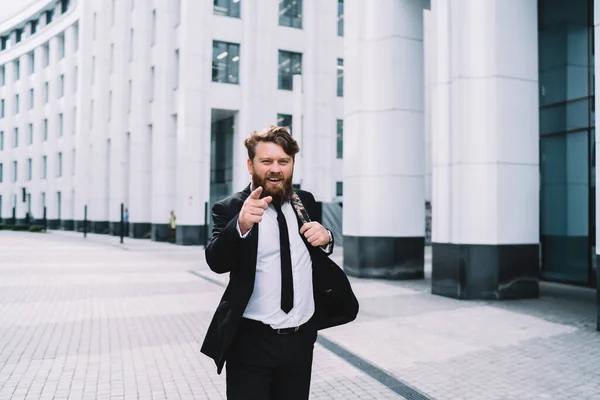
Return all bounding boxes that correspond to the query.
[1,231,599,399]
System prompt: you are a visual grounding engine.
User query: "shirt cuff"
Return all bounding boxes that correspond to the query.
[320,242,333,253]
[236,221,252,238]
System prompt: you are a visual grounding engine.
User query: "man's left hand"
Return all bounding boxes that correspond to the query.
[300,222,331,247]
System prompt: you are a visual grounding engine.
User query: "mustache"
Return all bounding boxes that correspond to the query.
[266,173,285,179]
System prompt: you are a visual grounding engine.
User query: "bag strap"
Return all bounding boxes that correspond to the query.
[290,192,311,226]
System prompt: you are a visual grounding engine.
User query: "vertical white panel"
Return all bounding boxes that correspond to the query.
[344,0,427,237]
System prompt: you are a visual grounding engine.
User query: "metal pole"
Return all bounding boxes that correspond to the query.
[84,205,88,238]
[43,207,47,232]
[120,203,124,244]
[12,207,16,225]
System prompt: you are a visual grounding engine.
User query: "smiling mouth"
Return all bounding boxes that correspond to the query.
[267,178,282,183]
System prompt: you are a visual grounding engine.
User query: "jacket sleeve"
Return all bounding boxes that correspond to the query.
[205,201,249,274]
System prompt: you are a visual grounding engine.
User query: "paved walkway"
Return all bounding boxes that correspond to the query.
[0,231,599,400]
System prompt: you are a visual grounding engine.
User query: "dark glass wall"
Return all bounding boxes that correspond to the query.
[538,0,596,286]
[209,114,235,238]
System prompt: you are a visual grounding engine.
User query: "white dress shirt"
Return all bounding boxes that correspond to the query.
[237,201,315,329]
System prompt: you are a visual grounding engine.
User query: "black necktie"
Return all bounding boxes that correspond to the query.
[273,204,293,313]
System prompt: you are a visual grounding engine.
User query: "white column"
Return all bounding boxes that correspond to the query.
[234,0,278,191]
[343,0,427,279]
[150,1,177,242]
[431,0,539,300]
[107,0,129,235]
[74,0,94,229]
[301,0,336,201]
[89,1,110,232]
[175,0,212,245]
[128,0,153,238]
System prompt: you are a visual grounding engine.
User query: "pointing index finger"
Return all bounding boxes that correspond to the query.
[249,186,263,199]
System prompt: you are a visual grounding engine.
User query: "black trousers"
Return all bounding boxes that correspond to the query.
[225,318,318,400]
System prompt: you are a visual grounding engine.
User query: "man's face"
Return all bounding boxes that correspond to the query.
[248,142,295,204]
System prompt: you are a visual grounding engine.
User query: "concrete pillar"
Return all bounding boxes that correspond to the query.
[150,2,178,242]
[343,0,428,279]
[431,0,540,299]
[128,0,153,239]
[175,0,212,245]
[234,0,278,192]
[107,0,130,236]
[301,0,336,201]
[594,0,600,332]
[88,2,110,234]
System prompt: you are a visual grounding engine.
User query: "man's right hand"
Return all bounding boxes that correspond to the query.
[238,186,272,236]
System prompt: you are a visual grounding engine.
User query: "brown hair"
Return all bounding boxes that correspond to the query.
[244,125,300,160]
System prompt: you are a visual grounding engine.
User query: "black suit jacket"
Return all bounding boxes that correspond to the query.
[200,185,359,374]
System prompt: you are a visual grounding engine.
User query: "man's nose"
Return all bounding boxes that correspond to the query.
[270,163,282,173]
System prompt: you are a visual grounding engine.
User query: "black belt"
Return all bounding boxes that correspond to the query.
[241,318,307,335]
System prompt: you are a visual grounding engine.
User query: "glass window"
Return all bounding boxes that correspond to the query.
[46,10,54,25]
[279,0,302,29]
[336,181,343,197]
[30,20,38,35]
[212,41,240,84]
[337,58,344,97]
[336,119,343,158]
[278,50,302,90]
[14,59,20,80]
[0,36,10,51]
[13,128,18,147]
[29,88,34,108]
[277,114,293,134]
[0,65,4,86]
[29,52,35,74]
[14,94,19,114]
[28,123,33,144]
[59,75,64,98]
[0,163,2,183]
[0,131,3,149]
[214,0,241,18]
[43,43,50,67]
[57,152,62,177]
[59,113,64,136]
[61,0,70,14]
[15,29,23,44]
[1,99,4,118]
[27,158,32,180]
[338,0,344,36]
[42,156,47,178]
[43,118,48,141]
[13,161,17,182]
[58,35,65,59]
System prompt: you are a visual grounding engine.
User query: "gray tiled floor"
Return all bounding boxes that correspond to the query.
[1,231,599,400]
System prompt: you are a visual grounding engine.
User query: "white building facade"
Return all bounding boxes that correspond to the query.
[0,0,346,245]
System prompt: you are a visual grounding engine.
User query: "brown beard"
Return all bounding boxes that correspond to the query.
[252,171,294,205]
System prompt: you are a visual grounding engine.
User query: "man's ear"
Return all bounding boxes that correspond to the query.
[246,158,253,175]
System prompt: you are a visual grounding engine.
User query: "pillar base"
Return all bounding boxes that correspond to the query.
[343,236,425,279]
[432,243,539,300]
[62,220,74,231]
[596,255,600,332]
[152,224,174,243]
[131,223,151,239]
[176,225,207,246]
[90,221,109,234]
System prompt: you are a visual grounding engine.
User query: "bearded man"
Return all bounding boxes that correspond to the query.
[201,125,359,400]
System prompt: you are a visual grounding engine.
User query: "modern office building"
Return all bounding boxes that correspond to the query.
[0,0,598,328]
[0,0,345,244]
